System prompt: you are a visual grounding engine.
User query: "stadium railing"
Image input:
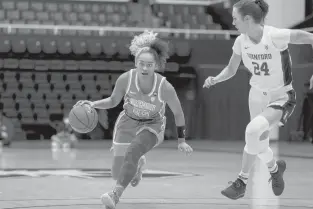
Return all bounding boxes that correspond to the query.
[0,23,240,40]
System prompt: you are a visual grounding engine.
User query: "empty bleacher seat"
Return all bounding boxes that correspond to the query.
[19,59,34,70]
[72,39,87,55]
[42,38,57,54]
[87,40,102,56]
[49,60,64,70]
[0,39,10,53]
[16,2,29,11]
[27,38,42,54]
[64,60,78,71]
[4,59,19,69]
[11,37,26,53]
[79,60,93,70]
[2,1,15,10]
[102,40,117,57]
[90,61,106,71]
[35,60,49,71]
[57,38,72,54]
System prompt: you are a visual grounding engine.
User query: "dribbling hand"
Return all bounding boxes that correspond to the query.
[178,141,193,155]
[203,76,216,89]
[74,100,93,107]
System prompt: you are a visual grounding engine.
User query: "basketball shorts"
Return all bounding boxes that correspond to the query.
[249,86,296,126]
[112,111,166,156]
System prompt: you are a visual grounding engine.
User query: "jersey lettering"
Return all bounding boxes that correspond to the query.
[252,62,270,76]
[247,53,272,60]
[129,98,156,112]
[133,107,150,118]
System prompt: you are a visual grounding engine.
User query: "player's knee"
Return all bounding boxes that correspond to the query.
[245,115,270,155]
[112,143,128,157]
[124,141,146,165]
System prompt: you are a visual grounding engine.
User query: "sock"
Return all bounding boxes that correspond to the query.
[113,185,125,198]
[269,162,278,173]
[238,171,249,184]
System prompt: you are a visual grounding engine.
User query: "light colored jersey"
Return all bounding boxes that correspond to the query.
[123,69,166,121]
[233,25,293,92]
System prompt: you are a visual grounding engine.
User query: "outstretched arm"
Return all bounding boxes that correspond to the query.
[162,79,193,154]
[289,30,313,45]
[213,52,242,84]
[162,80,185,142]
[91,72,128,109]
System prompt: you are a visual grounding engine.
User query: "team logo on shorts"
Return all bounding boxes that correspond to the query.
[151,97,155,102]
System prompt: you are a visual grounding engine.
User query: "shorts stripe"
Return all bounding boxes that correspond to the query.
[282,90,296,123]
[280,49,292,85]
[136,116,166,146]
[269,90,296,126]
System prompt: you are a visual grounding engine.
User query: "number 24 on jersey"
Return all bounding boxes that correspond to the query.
[252,62,270,76]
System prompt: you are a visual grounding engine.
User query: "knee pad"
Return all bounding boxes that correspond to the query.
[245,115,270,155]
[258,147,274,163]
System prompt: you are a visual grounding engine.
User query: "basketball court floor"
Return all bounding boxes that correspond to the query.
[0,140,312,209]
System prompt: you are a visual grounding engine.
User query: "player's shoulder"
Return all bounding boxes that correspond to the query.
[265,25,289,37]
[155,72,166,81]
[118,69,134,82]
[161,78,174,93]
[234,34,245,45]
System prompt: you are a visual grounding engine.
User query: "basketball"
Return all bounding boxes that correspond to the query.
[68,104,98,133]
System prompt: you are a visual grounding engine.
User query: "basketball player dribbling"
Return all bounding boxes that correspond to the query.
[203,0,313,200]
[76,30,193,208]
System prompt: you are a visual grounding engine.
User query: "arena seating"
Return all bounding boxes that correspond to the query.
[0,0,214,140]
[0,0,222,31]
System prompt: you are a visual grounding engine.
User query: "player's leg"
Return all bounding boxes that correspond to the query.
[222,90,296,199]
[222,108,281,200]
[259,90,296,196]
[130,152,146,187]
[221,88,268,200]
[130,122,165,187]
[101,130,158,209]
[112,143,146,184]
[241,88,268,181]
[110,113,148,183]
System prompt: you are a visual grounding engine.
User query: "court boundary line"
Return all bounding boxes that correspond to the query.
[2,200,313,209]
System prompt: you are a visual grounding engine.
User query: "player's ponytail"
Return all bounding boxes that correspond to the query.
[255,0,269,19]
[234,0,269,24]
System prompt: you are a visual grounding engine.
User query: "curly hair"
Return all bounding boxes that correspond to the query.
[129,30,169,70]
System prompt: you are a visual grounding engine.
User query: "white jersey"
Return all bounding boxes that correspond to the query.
[233,25,293,92]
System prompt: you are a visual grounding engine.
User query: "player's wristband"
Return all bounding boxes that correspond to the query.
[177,126,186,142]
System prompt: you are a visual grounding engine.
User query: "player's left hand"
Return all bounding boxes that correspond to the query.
[203,76,216,88]
[178,141,193,155]
[310,75,313,89]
